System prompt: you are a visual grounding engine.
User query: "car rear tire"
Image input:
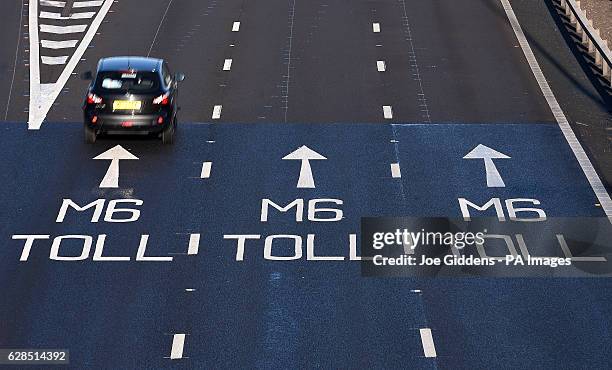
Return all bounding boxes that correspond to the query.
[161,119,176,144]
[85,126,97,143]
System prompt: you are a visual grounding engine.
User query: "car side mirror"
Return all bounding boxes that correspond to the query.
[175,73,185,82]
[81,71,93,80]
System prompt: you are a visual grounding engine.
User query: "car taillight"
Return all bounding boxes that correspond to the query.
[87,93,103,104]
[153,93,169,105]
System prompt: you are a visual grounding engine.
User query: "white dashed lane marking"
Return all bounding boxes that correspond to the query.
[383,105,393,119]
[170,334,186,360]
[188,233,200,255]
[232,21,240,32]
[372,22,380,33]
[200,162,212,178]
[376,60,386,72]
[223,59,232,71]
[390,163,401,178]
[419,328,437,358]
[212,105,222,119]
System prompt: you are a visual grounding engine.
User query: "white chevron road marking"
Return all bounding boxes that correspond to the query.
[40,24,88,34]
[41,39,79,49]
[40,0,104,7]
[28,0,114,130]
[41,55,69,65]
[40,11,96,20]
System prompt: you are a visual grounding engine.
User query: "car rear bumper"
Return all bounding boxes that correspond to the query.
[84,113,172,133]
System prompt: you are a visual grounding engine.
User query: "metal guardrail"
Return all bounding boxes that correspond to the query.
[558,0,612,87]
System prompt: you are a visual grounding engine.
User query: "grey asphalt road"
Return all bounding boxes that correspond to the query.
[0,0,611,368]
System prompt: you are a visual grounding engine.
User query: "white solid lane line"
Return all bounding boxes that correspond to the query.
[200,162,212,178]
[500,0,612,221]
[41,39,78,49]
[383,105,393,119]
[232,21,240,31]
[223,59,232,71]
[40,11,96,20]
[372,22,380,33]
[419,328,437,358]
[377,60,386,72]
[170,334,186,360]
[390,163,401,178]
[39,24,88,34]
[212,105,222,119]
[41,56,68,65]
[188,234,200,255]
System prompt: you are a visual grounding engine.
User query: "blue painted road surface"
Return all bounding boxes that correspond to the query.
[0,123,610,368]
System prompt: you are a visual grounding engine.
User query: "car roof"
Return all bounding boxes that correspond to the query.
[97,57,163,72]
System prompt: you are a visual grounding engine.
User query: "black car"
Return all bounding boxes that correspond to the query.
[82,56,184,144]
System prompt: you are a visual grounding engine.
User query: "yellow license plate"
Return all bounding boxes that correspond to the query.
[113,100,141,111]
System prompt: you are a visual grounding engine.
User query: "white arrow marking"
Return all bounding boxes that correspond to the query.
[28,0,114,130]
[463,144,510,188]
[93,145,138,188]
[282,146,327,188]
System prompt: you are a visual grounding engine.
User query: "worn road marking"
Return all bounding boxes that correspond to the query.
[3,0,24,120]
[147,0,174,56]
[283,0,296,123]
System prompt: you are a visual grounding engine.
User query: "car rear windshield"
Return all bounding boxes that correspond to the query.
[95,71,161,94]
